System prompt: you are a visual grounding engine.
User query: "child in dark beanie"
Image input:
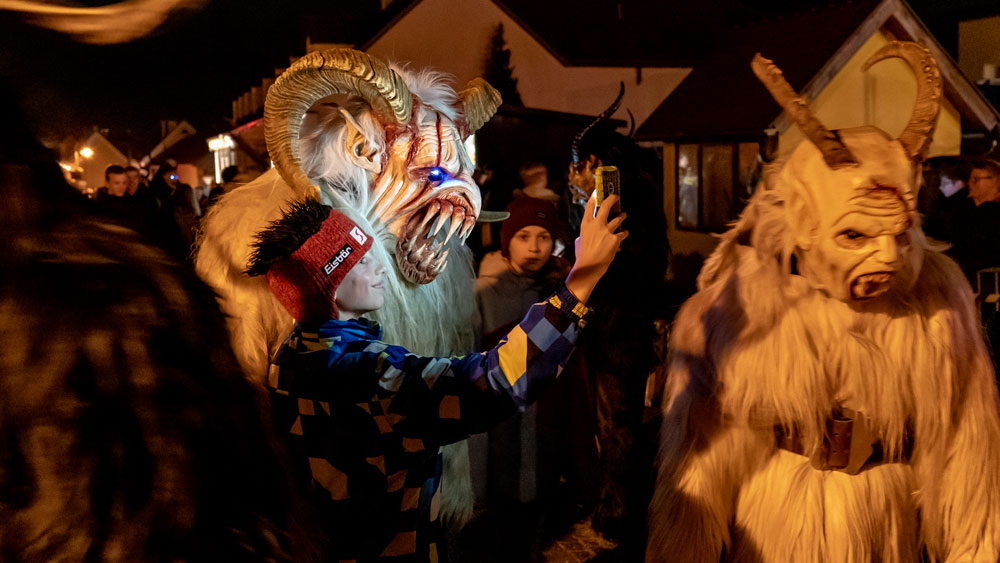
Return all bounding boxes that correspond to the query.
[248,195,626,562]
[479,196,570,346]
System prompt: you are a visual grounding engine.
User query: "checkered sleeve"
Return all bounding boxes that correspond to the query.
[481,285,591,409]
[363,285,591,444]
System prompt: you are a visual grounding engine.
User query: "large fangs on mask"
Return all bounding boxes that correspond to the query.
[262,47,501,286]
[396,194,476,283]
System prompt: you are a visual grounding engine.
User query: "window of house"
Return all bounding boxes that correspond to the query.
[677,144,700,229]
[676,141,761,232]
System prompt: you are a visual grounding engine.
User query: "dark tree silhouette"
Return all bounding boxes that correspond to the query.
[483,23,523,106]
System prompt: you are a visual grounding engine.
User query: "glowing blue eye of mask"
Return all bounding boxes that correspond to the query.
[428,167,446,183]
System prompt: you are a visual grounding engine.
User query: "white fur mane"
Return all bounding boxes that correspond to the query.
[194,65,478,528]
[648,183,1000,562]
[300,65,459,187]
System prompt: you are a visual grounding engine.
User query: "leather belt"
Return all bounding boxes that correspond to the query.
[774,408,911,474]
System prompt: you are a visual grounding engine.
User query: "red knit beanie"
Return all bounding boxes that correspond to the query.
[500,197,563,254]
[264,211,373,322]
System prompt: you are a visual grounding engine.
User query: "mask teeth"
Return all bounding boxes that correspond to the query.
[443,210,464,245]
[418,247,436,269]
[459,216,475,240]
[432,200,454,237]
[418,202,439,237]
[432,249,450,273]
[430,214,444,237]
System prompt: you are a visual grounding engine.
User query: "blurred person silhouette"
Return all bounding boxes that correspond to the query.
[512,162,560,203]
[565,86,670,551]
[0,84,321,562]
[923,158,1000,374]
[220,164,240,189]
[924,159,1000,281]
[149,162,199,258]
[201,164,239,213]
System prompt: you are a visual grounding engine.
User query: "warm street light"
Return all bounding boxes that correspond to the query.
[79,146,94,158]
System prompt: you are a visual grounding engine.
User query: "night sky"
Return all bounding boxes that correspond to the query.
[1,0,997,154]
[0,0,346,151]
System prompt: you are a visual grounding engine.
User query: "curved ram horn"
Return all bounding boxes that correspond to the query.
[862,41,942,160]
[458,78,502,137]
[264,48,413,198]
[571,81,625,163]
[751,53,858,169]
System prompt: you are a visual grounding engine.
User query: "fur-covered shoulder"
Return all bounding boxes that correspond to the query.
[676,243,801,350]
[913,248,995,397]
[195,168,298,381]
[916,249,979,316]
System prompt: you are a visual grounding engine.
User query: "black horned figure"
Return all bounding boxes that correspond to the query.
[567,82,670,551]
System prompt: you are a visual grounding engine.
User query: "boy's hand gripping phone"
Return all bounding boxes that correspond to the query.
[594,165,621,217]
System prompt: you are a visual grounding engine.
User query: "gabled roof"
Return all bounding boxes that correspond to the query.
[309,0,693,66]
[351,0,911,69]
[83,131,127,164]
[635,0,1000,141]
[304,0,421,48]
[317,0,821,68]
[486,0,702,67]
[636,0,881,141]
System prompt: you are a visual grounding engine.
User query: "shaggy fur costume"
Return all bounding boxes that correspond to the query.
[647,181,1000,562]
[0,128,312,559]
[195,65,478,527]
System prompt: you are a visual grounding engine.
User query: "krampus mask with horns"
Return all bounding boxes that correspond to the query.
[265,48,501,284]
[567,82,625,203]
[746,41,941,302]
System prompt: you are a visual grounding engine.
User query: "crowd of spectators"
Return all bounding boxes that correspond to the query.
[90,161,241,259]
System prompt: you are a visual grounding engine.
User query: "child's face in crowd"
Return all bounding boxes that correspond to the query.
[335,254,386,320]
[508,226,553,275]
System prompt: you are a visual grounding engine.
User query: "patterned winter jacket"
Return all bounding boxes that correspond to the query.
[268,286,591,562]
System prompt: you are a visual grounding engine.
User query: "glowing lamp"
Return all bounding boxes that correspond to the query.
[79,147,94,158]
[208,135,235,152]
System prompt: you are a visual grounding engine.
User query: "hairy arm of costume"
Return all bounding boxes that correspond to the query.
[646,296,769,563]
[195,173,295,381]
[333,286,588,448]
[916,255,1000,562]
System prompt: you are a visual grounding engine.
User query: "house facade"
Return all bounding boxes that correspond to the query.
[637,0,1000,265]
[359,0,688,128]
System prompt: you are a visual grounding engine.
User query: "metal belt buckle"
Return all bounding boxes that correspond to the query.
[841,408,874,474]
[810,407,873,474]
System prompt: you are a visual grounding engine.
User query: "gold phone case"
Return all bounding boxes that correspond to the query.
[595,165,621,214]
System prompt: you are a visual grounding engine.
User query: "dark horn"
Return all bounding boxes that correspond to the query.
[751,53,858,169]
[264,48,412,198]
[571,81,625,163]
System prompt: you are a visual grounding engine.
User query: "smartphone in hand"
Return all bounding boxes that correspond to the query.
[594,165,621,217]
